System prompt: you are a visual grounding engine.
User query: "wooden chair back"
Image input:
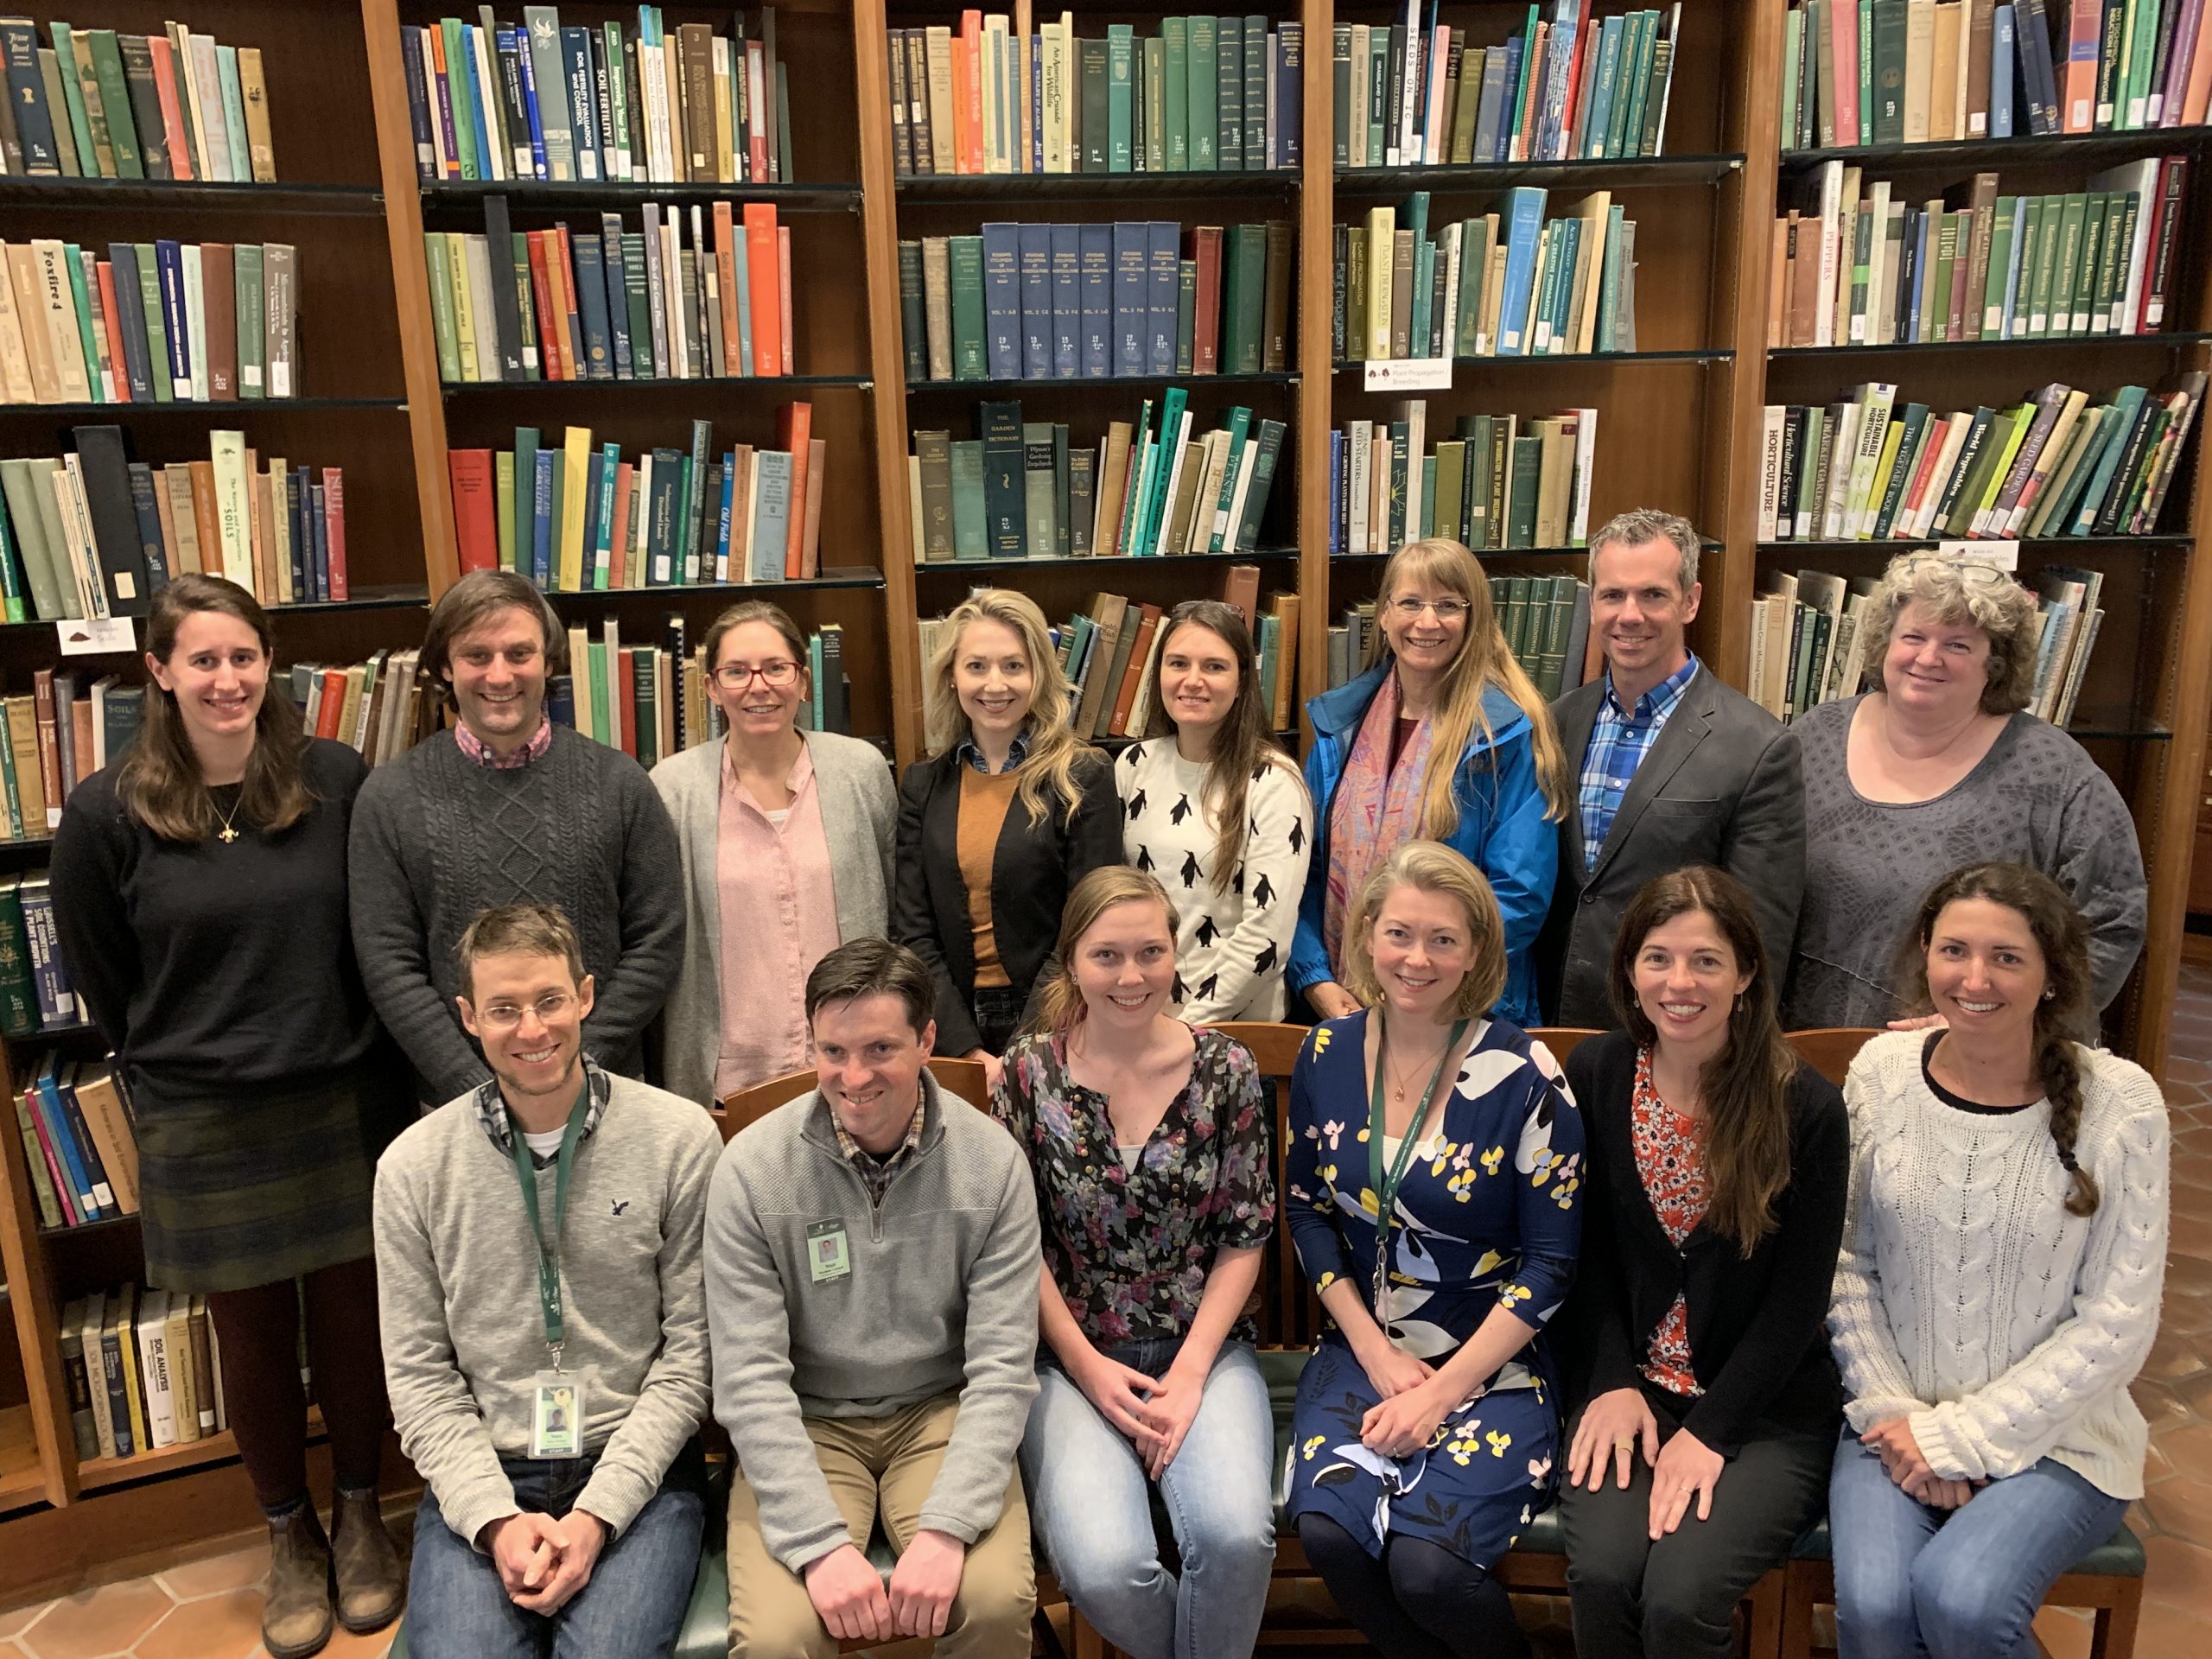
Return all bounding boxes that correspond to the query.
[1786,1027,1882,1087]
[1528,1027,1605,1068]
[1210,1021,1317,1351]
[711,1056,994,1141]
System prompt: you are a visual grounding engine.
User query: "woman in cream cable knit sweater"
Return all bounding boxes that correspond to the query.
[1827,861,2168,1659]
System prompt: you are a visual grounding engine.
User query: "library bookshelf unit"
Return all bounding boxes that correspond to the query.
[0,0,2205,1599]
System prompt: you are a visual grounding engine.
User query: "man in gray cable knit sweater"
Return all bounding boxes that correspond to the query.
[376,902,721,1657]
[352,570,683,1105]
[706,938,1041,1659]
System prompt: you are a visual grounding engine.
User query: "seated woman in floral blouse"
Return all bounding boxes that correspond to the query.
[990,865,1277,1659]
[1284,839,1584,1659]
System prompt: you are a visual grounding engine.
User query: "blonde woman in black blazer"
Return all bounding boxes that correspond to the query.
[896,589,1121,1077]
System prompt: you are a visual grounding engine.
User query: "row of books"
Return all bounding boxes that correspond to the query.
[1755,374,2204,543]
[61,1285,232,1465]
[448,409,824,589]
[899,220,1290,385]
[1329,402,1597,557]
[1746,564,2104,727]
[1773,158,2187,348]
[0,673,140,846]
[1333,5,1681,167]
[1783,0,2212,149]
[0,16,274,181]
[13,1054,131,1229]
[0,237,300,408]
[432,196,795,385]
[1335,190,1640,363]
[887,15,1300,177]
[908,392,1285,564]
[0,432,348,628]
[1325,575,1601,697]
[0,873,70,1020]
[559,619,849,764]
[401,7,794,187]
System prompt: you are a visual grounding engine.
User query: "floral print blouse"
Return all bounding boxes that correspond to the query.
[992,1025,1276,1346]
[1630,1046,1708,1396]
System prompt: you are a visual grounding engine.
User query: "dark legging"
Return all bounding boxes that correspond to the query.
[1300,1512,1530,1659]
[205,1255,387,1512]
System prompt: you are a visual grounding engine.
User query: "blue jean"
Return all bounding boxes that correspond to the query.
[406,1443,708,1659]
[1021,1337,1276,1659]
[1827,1432,2129,1659]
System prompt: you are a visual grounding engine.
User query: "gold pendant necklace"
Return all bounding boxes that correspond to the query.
[213,793,244,844]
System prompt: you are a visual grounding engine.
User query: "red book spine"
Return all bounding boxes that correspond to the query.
[1192,226,1223,374]
[447,448,497,571]
[94,263,128,403]
[315,669,346,740]
[26,1088,78,1227]
[524,232,563,380]
[321,467,346,600]
[746,40,768,181]
[741,204,781,376]
[149,35,192,181]
[555,225,583,377]
[776,400,810,579]
[618,649,638,759]
[609,461,632,588]
[960,11,984,173]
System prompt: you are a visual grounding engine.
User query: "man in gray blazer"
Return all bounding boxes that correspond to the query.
[1536,509,1804,1027]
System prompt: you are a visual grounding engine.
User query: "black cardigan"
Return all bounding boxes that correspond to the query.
[893,745,1122,1055]
[1560,1028,1848,1457]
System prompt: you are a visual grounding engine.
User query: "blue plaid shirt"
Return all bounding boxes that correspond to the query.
[957,729,1031,774]
[1579,656,1699,869]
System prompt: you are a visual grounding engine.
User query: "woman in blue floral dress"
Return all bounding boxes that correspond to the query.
[1285,840,1583,1659]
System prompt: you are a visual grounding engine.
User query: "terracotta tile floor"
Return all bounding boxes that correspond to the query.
[14,973,2212,1657]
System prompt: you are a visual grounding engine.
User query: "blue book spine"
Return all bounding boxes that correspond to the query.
[1018,222,1053,378]
[1033,34,1046,174]
[515,25,549,179]
[287,468,309,600]
[1992,7,2016,138]
[1497,36,1523,162]
[154,239,189,391]
[309,481,331,600]
[1496,187,1548,355]
[1050,223,1081,378]
[1328,428,1344,554]
[601,216,632,378]
[1079,223,1114,376]
[1278,21,1302,169]
[594,442,619,587]
[572,235,614,379]
[2000,198,2026,338]
[400,27,435,180]
[466,29,498,178]
[1908,210,1929,341]
[715,454,736,581]
[35,1070,97,1222]
[1146,220,1179,375]
[561,26,601,180]
[106,244,154,401]
[734,237,754,376]
[1112,220,1148,376]
[981,221,1023,380]
[531,450,555,587]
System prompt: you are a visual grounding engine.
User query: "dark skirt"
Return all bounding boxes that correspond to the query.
[129,1051,411,1294]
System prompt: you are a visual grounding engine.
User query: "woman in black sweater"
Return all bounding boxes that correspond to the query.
[1558,866,1847,1659]
[51,576,410,1659]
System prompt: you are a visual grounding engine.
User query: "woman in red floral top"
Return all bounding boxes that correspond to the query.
[990,866,1276,1659]
[1556,867,1848,1659]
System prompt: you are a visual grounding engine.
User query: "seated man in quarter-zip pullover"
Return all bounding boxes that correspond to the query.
[704,938,1041,1659]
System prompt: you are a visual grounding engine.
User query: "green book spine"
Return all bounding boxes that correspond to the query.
[86,32,141,179]
[513,427,541,572]
[1873,0,1907,143]
[588,640,609,740]
[621,232,652,376]
[602,21,630,175]
[1856,0,1874,145]
[0,883,35,1043]
[1932,213,1958,342]
[1189,16,1217,169]
[1176,257,1196,373]
[423,233,461,381]
[897,240,928,381]
[2100,189,2140,330]
[1164,18,1190,170]
[2077,193,2111,332]
[441,20,481,181]
[48,27,97,176]
[1331,21,1351,166]
[1217,14,1242,169]
[1410,238,1433,358]
[2028,195,2063,336]
[63,248,101,401]
[495,451,517,569]
[2051,192,2088,335]
[1144,35,1166,172]
[1783,13,1802,150]
[1108,24,1135,173]
[131,245,168,404]
[950,440,988,558]
[1506,437,1542,548]
[1983,197,2018,335]
[949,235,987,379]
[1433,440,1466,543]
[234,244,265,401]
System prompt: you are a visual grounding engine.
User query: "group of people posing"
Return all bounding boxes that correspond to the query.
[40,504,2164,1659]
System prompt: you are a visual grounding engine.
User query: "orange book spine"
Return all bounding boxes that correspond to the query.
[741,204,782,377]
[94,263,128,403]
[961,11,985,173]
[608,461,633,588]
[776,400,811,579]
[315,669,346,740]
[713,203,740,376]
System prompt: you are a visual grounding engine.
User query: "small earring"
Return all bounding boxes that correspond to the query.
[2043,988,2056,1001]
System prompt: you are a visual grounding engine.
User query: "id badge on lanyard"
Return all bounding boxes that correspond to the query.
[512,1096,589,1459]
[1366,1019,1468,1315]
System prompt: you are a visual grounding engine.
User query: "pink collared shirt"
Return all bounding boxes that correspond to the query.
[714,741,842,1099]
[454,715,553,769]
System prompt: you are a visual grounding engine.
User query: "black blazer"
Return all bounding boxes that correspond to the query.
[893,745,1122,1055]
[1537,666,1805,1027]
[1560,1029,1847,1457]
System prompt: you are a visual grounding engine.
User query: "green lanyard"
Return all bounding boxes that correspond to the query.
[1366,1018,1469,1308]
[508,1086,589,1370]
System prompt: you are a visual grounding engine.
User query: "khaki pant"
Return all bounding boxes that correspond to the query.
[727,1394,1034,1659]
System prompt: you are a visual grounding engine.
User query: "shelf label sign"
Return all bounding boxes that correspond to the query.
[57,617,136,656]
[1936,538,2018,572]
[1363,357,1452,392]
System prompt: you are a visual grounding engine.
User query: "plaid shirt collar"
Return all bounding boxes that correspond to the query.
[456,714,554,769]
[828,1084,931,1202]
[1600,653,1700,726]
[957,728,1030,774]
[474,1058,611,1163]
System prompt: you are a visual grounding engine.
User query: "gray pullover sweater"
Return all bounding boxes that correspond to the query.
[375,1068,721,1548]
[350,723,685,1103]
[704,1075,1040,1573]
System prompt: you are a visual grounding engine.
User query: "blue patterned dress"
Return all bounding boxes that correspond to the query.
[1283,1010,1584,1568]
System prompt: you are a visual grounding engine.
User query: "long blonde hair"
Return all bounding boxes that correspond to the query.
[1368,540,1571,835]
[925,588,1096,828]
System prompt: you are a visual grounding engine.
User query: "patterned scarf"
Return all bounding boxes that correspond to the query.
[1324,667,1436,969]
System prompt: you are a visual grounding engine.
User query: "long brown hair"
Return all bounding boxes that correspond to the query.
[1901,861,2101,1216]
[925,588,1096,829]
[1141,600,1302,891]
[1367,540,1571,835]
[118,575,314,842]
[1027,866,1179,1037]
[1609,867,1801,1255]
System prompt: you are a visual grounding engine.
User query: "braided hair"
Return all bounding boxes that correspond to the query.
[1901,861,2100,1216]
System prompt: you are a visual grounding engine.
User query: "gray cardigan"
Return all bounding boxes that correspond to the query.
[650,733,897,1106]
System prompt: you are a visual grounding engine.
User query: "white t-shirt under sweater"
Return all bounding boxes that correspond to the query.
[1829,1029,2168,1499]
[1116,738,1312,1024]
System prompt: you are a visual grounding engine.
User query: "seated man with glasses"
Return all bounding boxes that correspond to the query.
[376,901,721,1659]
[651,601,897,1108]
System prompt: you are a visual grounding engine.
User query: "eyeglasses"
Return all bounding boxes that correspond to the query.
[1900,556,2011,587]
[712,660,801,690]
[476,992,577,1032]
[1388,596,1471,621]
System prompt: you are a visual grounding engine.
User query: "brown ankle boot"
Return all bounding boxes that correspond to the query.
[263,1502,334,1659]
[329,1485,404,1634]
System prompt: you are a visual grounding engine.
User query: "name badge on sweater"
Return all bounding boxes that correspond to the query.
[530,1371,586,1459]
[806,1218,851,1283]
